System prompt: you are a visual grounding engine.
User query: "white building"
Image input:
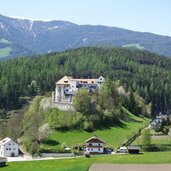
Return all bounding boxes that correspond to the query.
[84,135,105,154]
[52,76,105,104]
[0,137,19,157]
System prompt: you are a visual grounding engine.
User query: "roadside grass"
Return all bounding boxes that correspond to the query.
[0,47,12,57]
[2,151,171,171]
[41,112,149,151]
[132,130,171,146]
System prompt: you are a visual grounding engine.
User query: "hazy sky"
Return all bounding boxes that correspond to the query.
[0,0,170,36]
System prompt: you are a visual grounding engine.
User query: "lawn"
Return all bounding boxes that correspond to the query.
[132,130,171,145]
[2,151,171,171]
[41,113,149,151]
[0,47,12,57]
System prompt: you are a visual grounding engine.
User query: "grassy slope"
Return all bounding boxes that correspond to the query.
[2,151,171,171]
[133,129,171,145]
[0,47,12,57]
[42,111,149,151]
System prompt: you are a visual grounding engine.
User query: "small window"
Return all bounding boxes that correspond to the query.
[6,148,8,150]
[98,143,101,146]
[88,148,90,151]
[89,143,92,146]
[91,148,93,151]
[9,144,11,146]
[9,148,11,150]
[98,148,101,151]
[13,148,15,150]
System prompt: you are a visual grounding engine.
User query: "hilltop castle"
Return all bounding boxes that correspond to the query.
[52,76,105,106]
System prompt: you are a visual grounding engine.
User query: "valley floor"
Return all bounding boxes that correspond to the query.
[1,151,171,171]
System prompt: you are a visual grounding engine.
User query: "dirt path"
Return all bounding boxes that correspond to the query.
[89,164,171,171]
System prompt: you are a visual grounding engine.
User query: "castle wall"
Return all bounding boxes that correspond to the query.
[52,102,75,111]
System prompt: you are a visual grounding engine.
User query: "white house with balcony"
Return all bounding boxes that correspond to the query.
[84,135,105,154]
[52,76,105,107]
[0,137,19,157]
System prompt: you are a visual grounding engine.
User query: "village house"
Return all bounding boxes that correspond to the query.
[0,137,19,157]
[84,135,105,155]
[150,114,168,131]
[52,76,105,109]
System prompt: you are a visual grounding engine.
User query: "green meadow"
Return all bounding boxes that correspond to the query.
[2,151,171,171]
[41,112,149,151]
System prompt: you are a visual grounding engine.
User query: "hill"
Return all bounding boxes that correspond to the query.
[0,14,171,59]
[41,111,149,152]
[0,47,171,114]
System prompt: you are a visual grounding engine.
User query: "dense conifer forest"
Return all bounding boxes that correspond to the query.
[0,47,171,114]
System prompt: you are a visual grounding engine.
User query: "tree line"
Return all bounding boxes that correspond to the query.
[0,47,171,114]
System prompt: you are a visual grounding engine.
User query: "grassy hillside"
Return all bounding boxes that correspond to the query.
[2,151,171,171]
[41,112,149,151]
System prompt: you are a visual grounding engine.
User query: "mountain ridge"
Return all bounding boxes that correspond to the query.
[0,14,171,59]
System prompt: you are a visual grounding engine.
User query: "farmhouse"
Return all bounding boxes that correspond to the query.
[0,137,19,157]
[150,114,168,131]
[52,75,105,104]
[84,135,105,154]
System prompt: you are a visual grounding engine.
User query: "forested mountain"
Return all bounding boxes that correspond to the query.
[0,14,171,60]
[0,47,171,115]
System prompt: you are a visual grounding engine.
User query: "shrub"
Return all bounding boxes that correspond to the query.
[83,120,94,132]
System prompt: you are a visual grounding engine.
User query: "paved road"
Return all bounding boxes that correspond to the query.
[89,164,171,171]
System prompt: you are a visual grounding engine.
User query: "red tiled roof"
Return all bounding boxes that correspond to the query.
[86,146,103,148]
[85,136,105,143]
[56,76,99,85]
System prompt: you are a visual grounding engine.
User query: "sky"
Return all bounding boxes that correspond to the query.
[0,0,170,36]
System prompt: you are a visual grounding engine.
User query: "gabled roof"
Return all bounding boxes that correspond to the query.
[85,135,105,144]
[56,76,105,85]
[74,78,97,84]
[0,137,12,145]
[56,76,73,85]
[98,76,104,81]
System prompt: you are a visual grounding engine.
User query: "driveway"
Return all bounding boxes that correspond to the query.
[7,155,78,162]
